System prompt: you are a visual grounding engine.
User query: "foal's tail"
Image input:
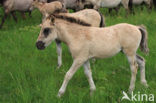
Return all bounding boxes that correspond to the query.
[138,25,149,54]
[99,12,105,27]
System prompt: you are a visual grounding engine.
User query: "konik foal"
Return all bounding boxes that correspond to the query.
[36,15,149,97]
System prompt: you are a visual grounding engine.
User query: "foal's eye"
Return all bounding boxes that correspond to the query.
[43,28,51,37]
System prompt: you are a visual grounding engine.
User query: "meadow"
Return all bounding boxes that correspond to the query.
[0,6,156,103]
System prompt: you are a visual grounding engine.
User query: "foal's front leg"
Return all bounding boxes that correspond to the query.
[58,59,86,97]
[55,40,62,69]
[83,60,96,95]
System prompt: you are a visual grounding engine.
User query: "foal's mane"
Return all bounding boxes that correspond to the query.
[51,14,91,26]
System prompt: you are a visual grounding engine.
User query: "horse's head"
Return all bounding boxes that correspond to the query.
[36,16,57,50]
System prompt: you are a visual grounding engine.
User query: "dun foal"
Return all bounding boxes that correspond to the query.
[32,1,105,68]
[36,15,149,97]
[46,9,105,68]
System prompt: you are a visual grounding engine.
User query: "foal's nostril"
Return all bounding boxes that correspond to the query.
[36,41,45,50]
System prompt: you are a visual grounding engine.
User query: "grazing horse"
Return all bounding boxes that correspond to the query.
[41,9,105,68]
[0,0,47,29]
[77,0,131,14]
[129,0,153,13]
[36,15,149,97]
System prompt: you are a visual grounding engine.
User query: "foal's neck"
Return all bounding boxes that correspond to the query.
[55,19,86,45]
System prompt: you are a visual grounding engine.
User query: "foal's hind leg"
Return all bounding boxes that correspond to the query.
[83,60,96,96]
[136,54,148,87]
[124,49,138,93]
[127,54,138,93]
[55,39,62,69]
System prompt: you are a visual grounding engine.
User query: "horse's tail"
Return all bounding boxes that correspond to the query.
[99,12,105,27]
[128,0,133,12]
[138,25,149,54]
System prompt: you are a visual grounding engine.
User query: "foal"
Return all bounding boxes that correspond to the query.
[47,9,105,68]
[36,15,149,97]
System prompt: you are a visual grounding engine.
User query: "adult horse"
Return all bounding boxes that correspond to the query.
[0,0,47,29]
[36,15,149,97]
[129,0,153,13]
[77,0,131,15]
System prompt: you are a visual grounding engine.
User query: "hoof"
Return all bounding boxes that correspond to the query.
[57,64,62,69]
[128,88,134,94]
[57,91,64,98]
[90,88,96,96]
[141,81,149,88]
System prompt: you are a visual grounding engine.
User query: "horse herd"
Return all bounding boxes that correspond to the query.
[0,0,156,28]
[0,0,153,98]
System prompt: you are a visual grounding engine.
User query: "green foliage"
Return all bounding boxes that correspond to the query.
[0,7,156,103]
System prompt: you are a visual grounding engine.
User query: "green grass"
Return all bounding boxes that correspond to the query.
[0,7,156,103]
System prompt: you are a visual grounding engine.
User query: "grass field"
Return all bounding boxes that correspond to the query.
[0,6,156,103]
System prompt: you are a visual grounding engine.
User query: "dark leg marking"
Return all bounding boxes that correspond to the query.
[136,55,144,61]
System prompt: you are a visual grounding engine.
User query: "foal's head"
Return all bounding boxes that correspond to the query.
[36,17,57,50]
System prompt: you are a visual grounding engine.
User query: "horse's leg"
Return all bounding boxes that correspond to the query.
[125,8,130,17]
[83,60,96,96]
[21,12,26,19]
[136,54,148,87]
[11,11,17,22]
[57,58,86,97]
[114,6,120,15]
[122,0,130,16]
[127,55,138,93]
[129,0,134,14]
[55,39,62,69]
[108,8,113,14]
[0,12,8,29]
[28,11,32,18]
[145,0,153,9]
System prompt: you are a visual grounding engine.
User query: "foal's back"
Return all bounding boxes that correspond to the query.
[59,9,101,27]
[85,23,141,58]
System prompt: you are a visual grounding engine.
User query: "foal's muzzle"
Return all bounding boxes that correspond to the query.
[36,41,45,50]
